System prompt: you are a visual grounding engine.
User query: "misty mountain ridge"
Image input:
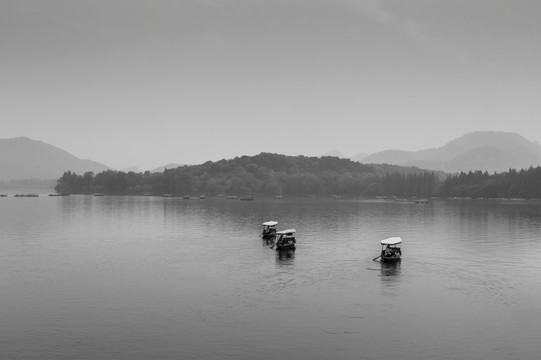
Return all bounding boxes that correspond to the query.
[347,131,541,173]
[121,166,143,173]
[0,137,111,181]
[323,150,369,163]
[324,150,347,158]
[350,152,369,162]
[151,163,184,173]
[3,132,540,183]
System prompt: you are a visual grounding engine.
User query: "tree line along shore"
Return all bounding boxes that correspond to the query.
[53,153,541,200]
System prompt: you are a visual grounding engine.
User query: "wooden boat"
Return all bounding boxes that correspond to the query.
[261,221,278,239]
[273,229,296,251]
[15,193,39,197]
[378,237,402,262]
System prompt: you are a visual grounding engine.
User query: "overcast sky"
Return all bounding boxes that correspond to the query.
[2,0,540,170]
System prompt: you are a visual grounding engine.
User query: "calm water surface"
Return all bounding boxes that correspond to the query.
[1,196,541,359]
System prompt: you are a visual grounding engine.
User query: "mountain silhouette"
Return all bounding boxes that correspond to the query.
[360,131,541,173]
[324,150,347,159]
[4,132,540,183]
[0,137,111,181]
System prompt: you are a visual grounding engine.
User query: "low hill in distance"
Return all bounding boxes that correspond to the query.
[324,150,348,159]
[0,137,111,181]
[359,131,541,173]
[55,152,438,197]
[6,131,540,191]
[121,166,143,173]
[151,163,184,173]
[350,152,369,162]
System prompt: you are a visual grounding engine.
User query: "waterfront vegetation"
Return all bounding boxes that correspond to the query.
[439,167,541,199]
[54,153,541,199]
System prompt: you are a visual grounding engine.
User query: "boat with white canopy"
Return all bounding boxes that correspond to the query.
[261,221,278,239]
[272,229,296,251]
[376,237,402,262]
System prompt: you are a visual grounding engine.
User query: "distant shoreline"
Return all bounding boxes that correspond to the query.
[0,178,56,194]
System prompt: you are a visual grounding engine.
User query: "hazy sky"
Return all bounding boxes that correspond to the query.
[2,0,540,170]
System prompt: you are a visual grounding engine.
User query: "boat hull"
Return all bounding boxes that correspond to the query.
[261,229,276,239]
[275,243,296,251]
[261,234,276,240]
[380,255,401,263]
[274,231,296,251]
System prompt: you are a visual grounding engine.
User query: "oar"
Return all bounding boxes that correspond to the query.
[372,254,381,261]
[270,236,281,249]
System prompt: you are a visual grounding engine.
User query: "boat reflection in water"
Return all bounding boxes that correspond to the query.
[380,261,401,277]
[275,249,295,266]
[379,261,402,297]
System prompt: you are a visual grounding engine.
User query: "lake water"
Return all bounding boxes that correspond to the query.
[1,196,541,359]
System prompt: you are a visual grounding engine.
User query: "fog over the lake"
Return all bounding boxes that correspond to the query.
[2,1,540,170]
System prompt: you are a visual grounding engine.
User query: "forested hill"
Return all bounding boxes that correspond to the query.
[55,152,438,197]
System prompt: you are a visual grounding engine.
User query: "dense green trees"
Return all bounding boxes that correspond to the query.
[55,153,541,199]
[55,153,439,197]
[439,167,541,199]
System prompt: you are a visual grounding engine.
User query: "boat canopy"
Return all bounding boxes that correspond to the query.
[276,229,296,235]
[380,237,402,245]
[262,221,278,226]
